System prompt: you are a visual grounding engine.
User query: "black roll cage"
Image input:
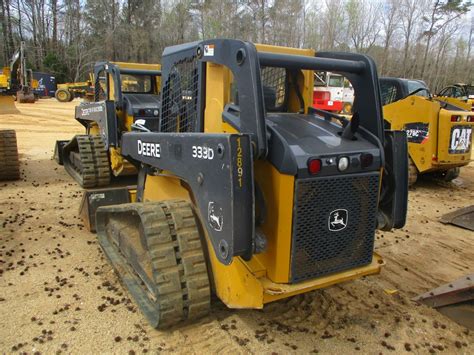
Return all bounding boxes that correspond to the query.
[93,61,162,109]
[159,39,385,158]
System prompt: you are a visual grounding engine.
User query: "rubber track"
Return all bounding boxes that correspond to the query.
[65,135,110,188]
[0,130,20,181]
[408,158,418,187]
[96,200,211,329]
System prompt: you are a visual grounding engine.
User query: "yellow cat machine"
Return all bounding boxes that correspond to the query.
[82,39,409,328]
[55,61,161,188]
[55,73,94,102]
[380,77,473,186]
[0,129,20,180]
[436,83,474,112]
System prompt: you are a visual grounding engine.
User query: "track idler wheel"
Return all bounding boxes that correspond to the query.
[62,134,111,188]
[0,129,20,180]
[96,200,211,329]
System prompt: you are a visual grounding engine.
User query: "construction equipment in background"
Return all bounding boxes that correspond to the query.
[55,61,161,188]
[313,71,345,113]
[0,41,37,113]
[436,83,474,111]
[55,73,94,102]
[0,130,20,181]
[380,77,473,186]
[87,39,408,329]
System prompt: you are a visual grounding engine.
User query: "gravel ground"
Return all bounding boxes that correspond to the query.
[0,99,473,354]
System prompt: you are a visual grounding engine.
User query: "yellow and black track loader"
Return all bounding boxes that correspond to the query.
[381,77,473,186]
[85,39,408,329]
[55,61,161,188]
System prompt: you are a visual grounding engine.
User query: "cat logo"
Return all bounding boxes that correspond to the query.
[328,209,348,232]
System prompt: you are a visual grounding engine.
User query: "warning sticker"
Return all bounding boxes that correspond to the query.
[204,44,215,56]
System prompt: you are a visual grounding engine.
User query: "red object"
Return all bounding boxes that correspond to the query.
[467,116,473,122]
[307,158,322,175]
[451,115,461,122]
[312,90,343,112]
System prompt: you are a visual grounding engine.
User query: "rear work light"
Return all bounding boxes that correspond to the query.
[451,115,461,122]
[307,158,321,175]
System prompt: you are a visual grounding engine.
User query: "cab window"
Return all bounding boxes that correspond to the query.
[380,82,398,105]
[121,74,152,93]
[406,80,429,98]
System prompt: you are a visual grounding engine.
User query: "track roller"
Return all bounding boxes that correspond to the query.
[96,200,211,329]
[0,129,20,181]
[62,134,111,188]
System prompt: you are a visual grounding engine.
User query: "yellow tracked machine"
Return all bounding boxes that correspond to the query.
[0,41,38,113]
[55,61,161,188]
[85,40,408,328]
[380,78,473,186]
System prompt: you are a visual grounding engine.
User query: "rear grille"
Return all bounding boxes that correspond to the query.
[290,173,379,283]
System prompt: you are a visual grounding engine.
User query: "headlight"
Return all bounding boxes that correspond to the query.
[338,156,349,171]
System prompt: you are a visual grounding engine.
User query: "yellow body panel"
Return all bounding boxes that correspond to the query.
[0,67,11,89]
[253,162,294,282]
[383,96,473,173]
[109,147,136,176]
[437,96,472,111]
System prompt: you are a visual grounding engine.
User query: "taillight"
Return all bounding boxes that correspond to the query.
[467,116,473,122]
[307,158,321,175]
[451,115,461,122]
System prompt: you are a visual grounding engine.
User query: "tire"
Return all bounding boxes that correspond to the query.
[0,130,20,181]
[55,88,71,102]
[342,102,352,114]
[68,91,75,102]
[408,158,418,187]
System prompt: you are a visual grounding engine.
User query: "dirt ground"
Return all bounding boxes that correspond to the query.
[0,99,473,354]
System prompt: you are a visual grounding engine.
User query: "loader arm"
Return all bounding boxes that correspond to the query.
[121,131,255,265]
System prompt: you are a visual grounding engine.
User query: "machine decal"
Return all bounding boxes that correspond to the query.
[328,209,348,232]
[192,145,214,160]
[80,105,104,116]
[404,122,429,144]
[137,140,161,158]
[208,201,223,231]
[449,125,472,154]
[204,44,215,56]
[236,137,243,188]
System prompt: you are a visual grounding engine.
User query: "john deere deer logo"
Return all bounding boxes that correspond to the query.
[328,209,348,232]
[208,201,223,232]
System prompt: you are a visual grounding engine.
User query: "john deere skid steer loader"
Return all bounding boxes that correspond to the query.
[56,61,161,188]
[88,39,408,328]
[380,77,473,186]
